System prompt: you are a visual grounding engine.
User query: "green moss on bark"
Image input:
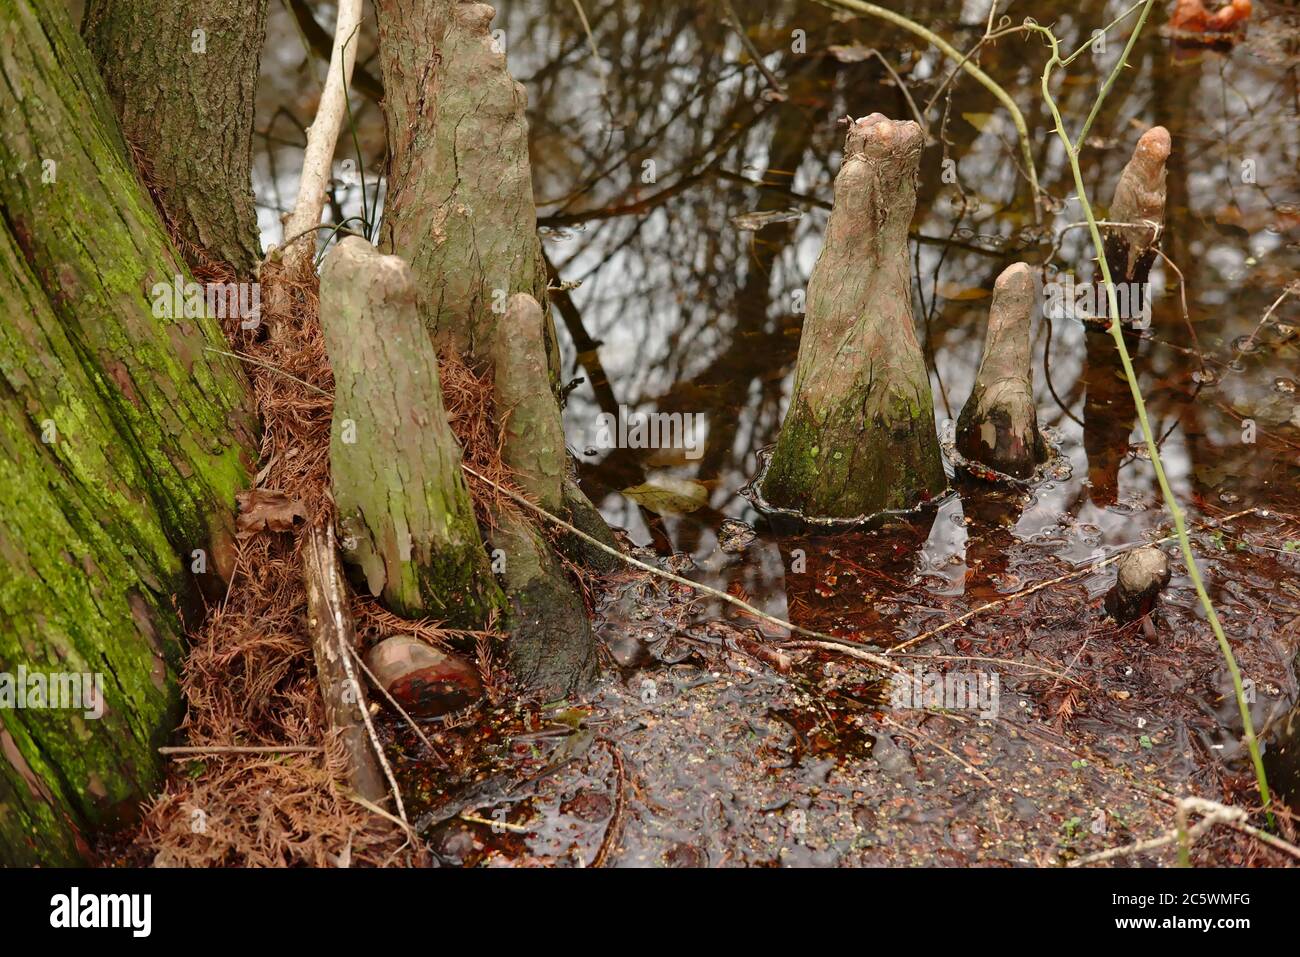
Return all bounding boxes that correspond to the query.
[0,0,257,555]
[761,115,945,518]
[0,0,255,864]
[320,237,503,626]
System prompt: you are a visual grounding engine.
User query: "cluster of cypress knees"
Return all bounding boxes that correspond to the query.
[761,114,1170,520]
[759,114,1173,624]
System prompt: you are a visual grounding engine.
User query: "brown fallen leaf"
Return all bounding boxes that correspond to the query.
[235,489,308,539]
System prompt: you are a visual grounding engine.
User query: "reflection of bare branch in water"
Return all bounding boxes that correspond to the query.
[241,0,1300,553]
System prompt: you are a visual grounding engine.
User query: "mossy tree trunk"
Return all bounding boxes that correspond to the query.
[761,115,946,519]
[375,0,555,370]
[0,0,256,863]
[319,237,503,626]
[955,262,1047,479]
[82,0,269,275]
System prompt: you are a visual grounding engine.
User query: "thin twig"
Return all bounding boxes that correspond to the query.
[158,745,323,756]
[882,715,994,785]
[720,0,786,98]
[1069,797,1300,867]
[815,0,1040,217]
[205,347,333,398]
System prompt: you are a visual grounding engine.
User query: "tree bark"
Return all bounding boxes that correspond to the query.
[487,509,600,701]
[375,0,554,369]
[491,294,568,515]
[761,115,946,519]
[955,262,1047,479]
[0,224,186,865]
[82,0,269,275]
[0,0,257,554]
[319,237,503,626]
[0,0,256,863]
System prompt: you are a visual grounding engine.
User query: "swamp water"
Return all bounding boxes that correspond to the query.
[252,0,1300,865]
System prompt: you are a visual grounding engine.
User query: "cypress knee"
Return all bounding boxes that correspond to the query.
[1104,546,1171,625]
[491,293,619,569]
[491,294,568,514]
[955,262,1047,479]
[1101,126,1170,326]
[487,509,600,700]
[376,0,554,370]
[761,114,945,519]
[319,237,502,626]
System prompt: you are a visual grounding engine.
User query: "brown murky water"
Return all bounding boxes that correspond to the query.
[254,0,1300,865]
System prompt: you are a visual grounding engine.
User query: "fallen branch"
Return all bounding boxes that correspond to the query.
[1069,797,1300,867]
[158,745,323,757]
[302,520,393,810]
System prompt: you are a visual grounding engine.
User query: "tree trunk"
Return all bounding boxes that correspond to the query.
[955,262,1047,479]
[1102,126,1169,326]
[82,0,269,275]
[319,237,503,626]
[375,0,554,369]
[761,115,946,519]
[0,0,256,864]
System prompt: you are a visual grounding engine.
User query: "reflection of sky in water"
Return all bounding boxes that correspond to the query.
[249,0,1299,586]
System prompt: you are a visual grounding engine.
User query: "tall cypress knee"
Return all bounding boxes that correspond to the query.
[490,293,619,568]
[485,294,602,696]
[762,114,945,519]
[956,262,1047,479]
[1102,126,1169,325]
[376,0,555,370]
[82,0,269,274]
[319,237,502,626]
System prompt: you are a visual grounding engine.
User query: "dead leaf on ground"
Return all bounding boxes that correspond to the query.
[235,489,308,539]
[622,477,709,516]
